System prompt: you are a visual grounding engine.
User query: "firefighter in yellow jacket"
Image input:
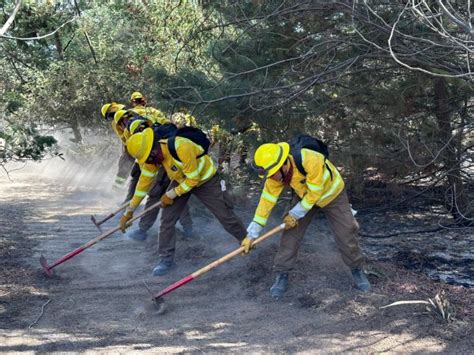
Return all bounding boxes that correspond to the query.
[130,91,168,125]
[121,127,247,276]
[101,102,134,190]
[241,140,370,298]
[113,113,194,241]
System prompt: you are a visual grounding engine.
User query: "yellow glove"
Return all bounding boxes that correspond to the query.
[283,214,298,230]
[160,194,174,207]
[160,189,176,208]
[240,237,254,255]
[119,211,133,232]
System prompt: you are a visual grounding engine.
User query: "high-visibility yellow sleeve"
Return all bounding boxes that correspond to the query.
[128,163,160,210]
[147,107,169,125]
[173,139,204,196]
[253,178,284,226]
[300,149,345,210]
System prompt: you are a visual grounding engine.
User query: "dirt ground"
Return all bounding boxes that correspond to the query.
[0,160,472,353]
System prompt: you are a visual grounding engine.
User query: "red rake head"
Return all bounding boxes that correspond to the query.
[40,255,53,277]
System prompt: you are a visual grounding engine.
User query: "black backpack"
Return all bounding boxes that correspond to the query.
[168,126,211,162]
[153,122,178,140]
[289,134,333,180]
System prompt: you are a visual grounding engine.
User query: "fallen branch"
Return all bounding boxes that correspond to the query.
[380,291,454,322]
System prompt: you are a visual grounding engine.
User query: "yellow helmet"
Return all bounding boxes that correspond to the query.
[101,102,125,120]
[254,142,290,179]
[114,109,131,126]
[130,91,144,101]
[126,127,154,165]
[128,119,149,135]
[101,103,112,118]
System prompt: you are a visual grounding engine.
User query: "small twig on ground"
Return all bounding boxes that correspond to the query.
[28,299,52,329]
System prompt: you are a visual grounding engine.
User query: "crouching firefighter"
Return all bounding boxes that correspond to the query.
[241,135,371,299]
[121,125,247,276]
[101,102,134,191]
[121,119,194,242]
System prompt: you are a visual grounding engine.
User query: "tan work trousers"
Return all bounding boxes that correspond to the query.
[138,168,193,232]
[158,175,246,259]
[125,164,192,229]
[273,188,365,272]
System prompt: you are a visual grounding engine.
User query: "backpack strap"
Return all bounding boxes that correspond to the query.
[167,136,206,163]
[293,149,333,180]
[324,159,333,181]
[168,136,180,162]
[292,150,306,175]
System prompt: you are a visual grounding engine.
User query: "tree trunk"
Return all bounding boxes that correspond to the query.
[70,117,82,144]
[54,32,64,60]
[433,77,471,225]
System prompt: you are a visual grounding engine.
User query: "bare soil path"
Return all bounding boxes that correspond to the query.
[0,165,472,353]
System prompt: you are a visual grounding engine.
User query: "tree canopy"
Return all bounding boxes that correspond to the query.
[0,0,472,224]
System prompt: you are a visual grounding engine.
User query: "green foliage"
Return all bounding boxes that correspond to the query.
[0,0,471,217]
[0,123,58,163]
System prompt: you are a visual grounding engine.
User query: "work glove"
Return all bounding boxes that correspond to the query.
[120,211,134,232]
[288,201,308,219]
[283,214,298,230]
[247,221,263,239]
[160,189,177,208]
[283,200,310,230]
[240,237,254,255]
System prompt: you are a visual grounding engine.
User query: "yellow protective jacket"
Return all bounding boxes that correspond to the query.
[132,105,169,125]
[172,112,198,128]
[253,149,345,226]
[111,121,127,145]
[128,136,217,211]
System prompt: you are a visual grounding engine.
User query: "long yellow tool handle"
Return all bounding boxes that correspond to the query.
[192,223,285,278]
[153,223,286,299]
[98,201,129,223]
[91,201,130,231]
[85,201,162,247]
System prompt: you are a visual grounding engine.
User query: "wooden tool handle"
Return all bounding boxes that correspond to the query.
[191,223,285,278]
[153,223,285,300]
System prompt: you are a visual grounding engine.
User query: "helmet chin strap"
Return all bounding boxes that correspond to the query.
[155,145,164,164]
[281,160,293,185]
[148,143,164,165]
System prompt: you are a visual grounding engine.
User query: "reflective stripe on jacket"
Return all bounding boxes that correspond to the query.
[253,150,345,226]
[162,137,216,196]
[128,162,158,210]
[128,136,216,210]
